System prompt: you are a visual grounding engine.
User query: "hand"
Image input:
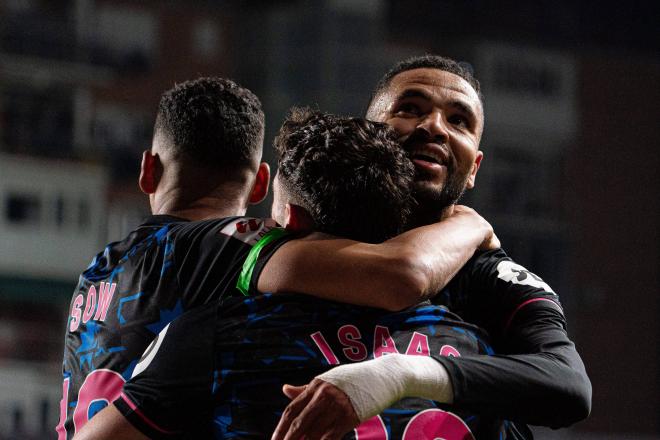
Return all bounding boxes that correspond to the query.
[271,378,360,440]
[452,205,500,250]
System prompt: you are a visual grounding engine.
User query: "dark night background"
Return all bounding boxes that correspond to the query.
[0,1,657,438]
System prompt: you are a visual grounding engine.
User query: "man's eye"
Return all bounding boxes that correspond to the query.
[448,114,469,127]
[393,104,420,117]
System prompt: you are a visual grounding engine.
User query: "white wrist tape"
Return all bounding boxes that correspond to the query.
[316,354,454,421]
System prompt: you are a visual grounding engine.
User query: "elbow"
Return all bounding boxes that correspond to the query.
[567,374,592,424]
[549,370,592,427]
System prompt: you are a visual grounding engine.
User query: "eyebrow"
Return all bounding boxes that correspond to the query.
[396,89,433,102]
[395,89,479,124]
[448,100,478,125]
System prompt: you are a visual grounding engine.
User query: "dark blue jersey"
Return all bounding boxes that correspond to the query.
[115,294,509,439]
[57,215,281,439]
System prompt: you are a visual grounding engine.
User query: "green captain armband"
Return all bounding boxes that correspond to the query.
[236,227,289,296]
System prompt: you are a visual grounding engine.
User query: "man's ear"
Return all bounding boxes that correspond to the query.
[284,203,315,232]
[466,151,483,189]
[139,150,161,194]
[248,162,270,204]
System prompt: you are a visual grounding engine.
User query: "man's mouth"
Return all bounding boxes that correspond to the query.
[409,144,449,171]
[411,153,442,166]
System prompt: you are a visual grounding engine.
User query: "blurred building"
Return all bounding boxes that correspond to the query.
[0,0,232,436]
[0,0,657,438]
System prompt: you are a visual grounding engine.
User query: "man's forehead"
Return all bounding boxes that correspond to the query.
[386,68,481,109]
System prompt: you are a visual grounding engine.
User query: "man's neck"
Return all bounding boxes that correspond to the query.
[407,205,454,229]
[152,195,247,221]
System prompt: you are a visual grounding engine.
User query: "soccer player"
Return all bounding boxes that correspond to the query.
[56,76,272,439]
[74,109,507,439]
[59,77,498,439]
[272,55,591,439]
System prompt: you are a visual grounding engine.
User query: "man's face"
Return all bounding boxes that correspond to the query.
[368,68,484,212]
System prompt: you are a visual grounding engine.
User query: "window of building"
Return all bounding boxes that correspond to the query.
[5,193,41,225]
[2,88,74,157]
[91,6,157,71]
[77,198,90,231]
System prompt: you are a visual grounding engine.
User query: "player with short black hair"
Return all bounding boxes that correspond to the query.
[155,77,264,169]
[273,107,414,243]
[56,76,275,440]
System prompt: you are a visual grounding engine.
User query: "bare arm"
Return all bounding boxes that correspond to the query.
[258,206,498,311]
[73,404,149,440]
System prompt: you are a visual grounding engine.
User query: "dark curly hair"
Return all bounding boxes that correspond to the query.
[274,108,415,243]
[367,54,482,115]
[155,77,264,171]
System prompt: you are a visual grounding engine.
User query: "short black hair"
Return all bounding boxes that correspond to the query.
[274,108,415,243]
[155,77,264,170]
[368,54,482,112]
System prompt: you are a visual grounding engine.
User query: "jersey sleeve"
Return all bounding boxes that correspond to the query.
[113,304,217,439]
[174,217,285,307]
[433,249,591,427]
[451,248,563,344]
[242,228,298,296]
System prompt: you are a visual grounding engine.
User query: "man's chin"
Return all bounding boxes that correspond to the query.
[412,180,445,203]
[412,178,467,211]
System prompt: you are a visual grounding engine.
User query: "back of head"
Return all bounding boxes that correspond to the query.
[155,77,265,176]
[274,108,415,243]
[366,54,482,117]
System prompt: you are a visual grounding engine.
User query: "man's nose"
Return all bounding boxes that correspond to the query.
[417,110,448,143]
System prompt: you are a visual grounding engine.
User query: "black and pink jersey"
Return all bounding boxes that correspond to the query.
[114,294,509,439]
[56,215,281,439]
[112,244,585,439]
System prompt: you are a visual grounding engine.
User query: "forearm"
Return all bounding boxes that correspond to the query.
[384,210,493,302]
[258,208,492,311]
[317,354,454,421]
[436,307,591,427]
[73,404,149,440]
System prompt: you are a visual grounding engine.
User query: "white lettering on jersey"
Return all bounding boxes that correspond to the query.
[496,261,555,294]
[220,218,278,245]
[132,323,171,378]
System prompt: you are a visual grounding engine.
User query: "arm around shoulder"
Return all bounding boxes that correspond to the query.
[257,206,496,311]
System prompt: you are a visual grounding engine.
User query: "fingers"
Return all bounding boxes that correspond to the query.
[283,384,306,400]
[273,379,359,440]
[272,383,314,440]
[282,381,347,440]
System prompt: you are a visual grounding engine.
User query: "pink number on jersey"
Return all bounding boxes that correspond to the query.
[72,369,126,433]
[402,409,474,440]
[354,415,388,440]
[440,344,461,357]
[55,377,70,440]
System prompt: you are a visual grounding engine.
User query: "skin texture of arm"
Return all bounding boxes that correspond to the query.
[72,404,148,440]
[258,206,497,311]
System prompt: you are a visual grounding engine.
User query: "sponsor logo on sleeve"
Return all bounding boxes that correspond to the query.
[220,218,278,245]
[496,261,555,294]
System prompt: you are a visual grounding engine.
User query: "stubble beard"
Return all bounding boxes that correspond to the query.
[412,165,469,216]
